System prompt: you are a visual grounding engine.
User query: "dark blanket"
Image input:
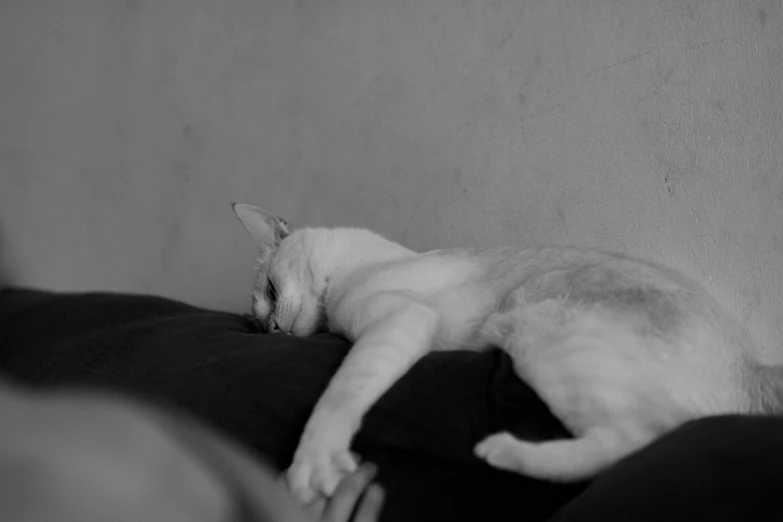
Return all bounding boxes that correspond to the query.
[1,288,782,522]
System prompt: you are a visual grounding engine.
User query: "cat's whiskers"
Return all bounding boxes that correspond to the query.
[226,276,255,297]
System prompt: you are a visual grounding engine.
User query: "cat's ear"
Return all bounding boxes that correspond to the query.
[232,203,291,252]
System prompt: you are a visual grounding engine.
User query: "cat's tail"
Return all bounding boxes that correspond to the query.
[474,426,650,483]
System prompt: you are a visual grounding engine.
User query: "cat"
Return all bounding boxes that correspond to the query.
[233,202,783,504]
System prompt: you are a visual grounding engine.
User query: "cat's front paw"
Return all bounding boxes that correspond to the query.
[286,434,359,504]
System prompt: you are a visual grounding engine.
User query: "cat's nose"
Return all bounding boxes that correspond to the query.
[269,319,293,335]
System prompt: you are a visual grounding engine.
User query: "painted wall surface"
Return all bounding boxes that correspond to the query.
[1,1,782,359]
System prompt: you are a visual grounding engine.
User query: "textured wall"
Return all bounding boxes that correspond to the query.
[1,0,781,358]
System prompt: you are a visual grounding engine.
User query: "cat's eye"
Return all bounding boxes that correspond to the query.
[265,277,278,303]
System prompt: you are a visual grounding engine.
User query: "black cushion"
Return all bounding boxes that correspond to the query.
[4,288,783,522]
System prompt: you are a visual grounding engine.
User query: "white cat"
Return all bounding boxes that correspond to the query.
[233,203,783,503]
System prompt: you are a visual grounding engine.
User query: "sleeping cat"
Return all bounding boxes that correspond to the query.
[233,203,783,503]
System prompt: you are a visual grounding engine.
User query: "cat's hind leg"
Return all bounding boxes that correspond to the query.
[475,425,649,482]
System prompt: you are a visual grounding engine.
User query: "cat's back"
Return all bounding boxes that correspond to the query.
[478,246,738,332]
[331,240,753,356]
[446,246,755,352]
[338,243,740,327]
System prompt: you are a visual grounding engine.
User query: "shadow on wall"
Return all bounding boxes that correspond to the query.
[0,221,17,288]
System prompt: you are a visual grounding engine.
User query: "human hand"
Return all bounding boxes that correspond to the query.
[297,462,385,522]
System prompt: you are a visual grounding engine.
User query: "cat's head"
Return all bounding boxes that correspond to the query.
[232,203,328,337]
